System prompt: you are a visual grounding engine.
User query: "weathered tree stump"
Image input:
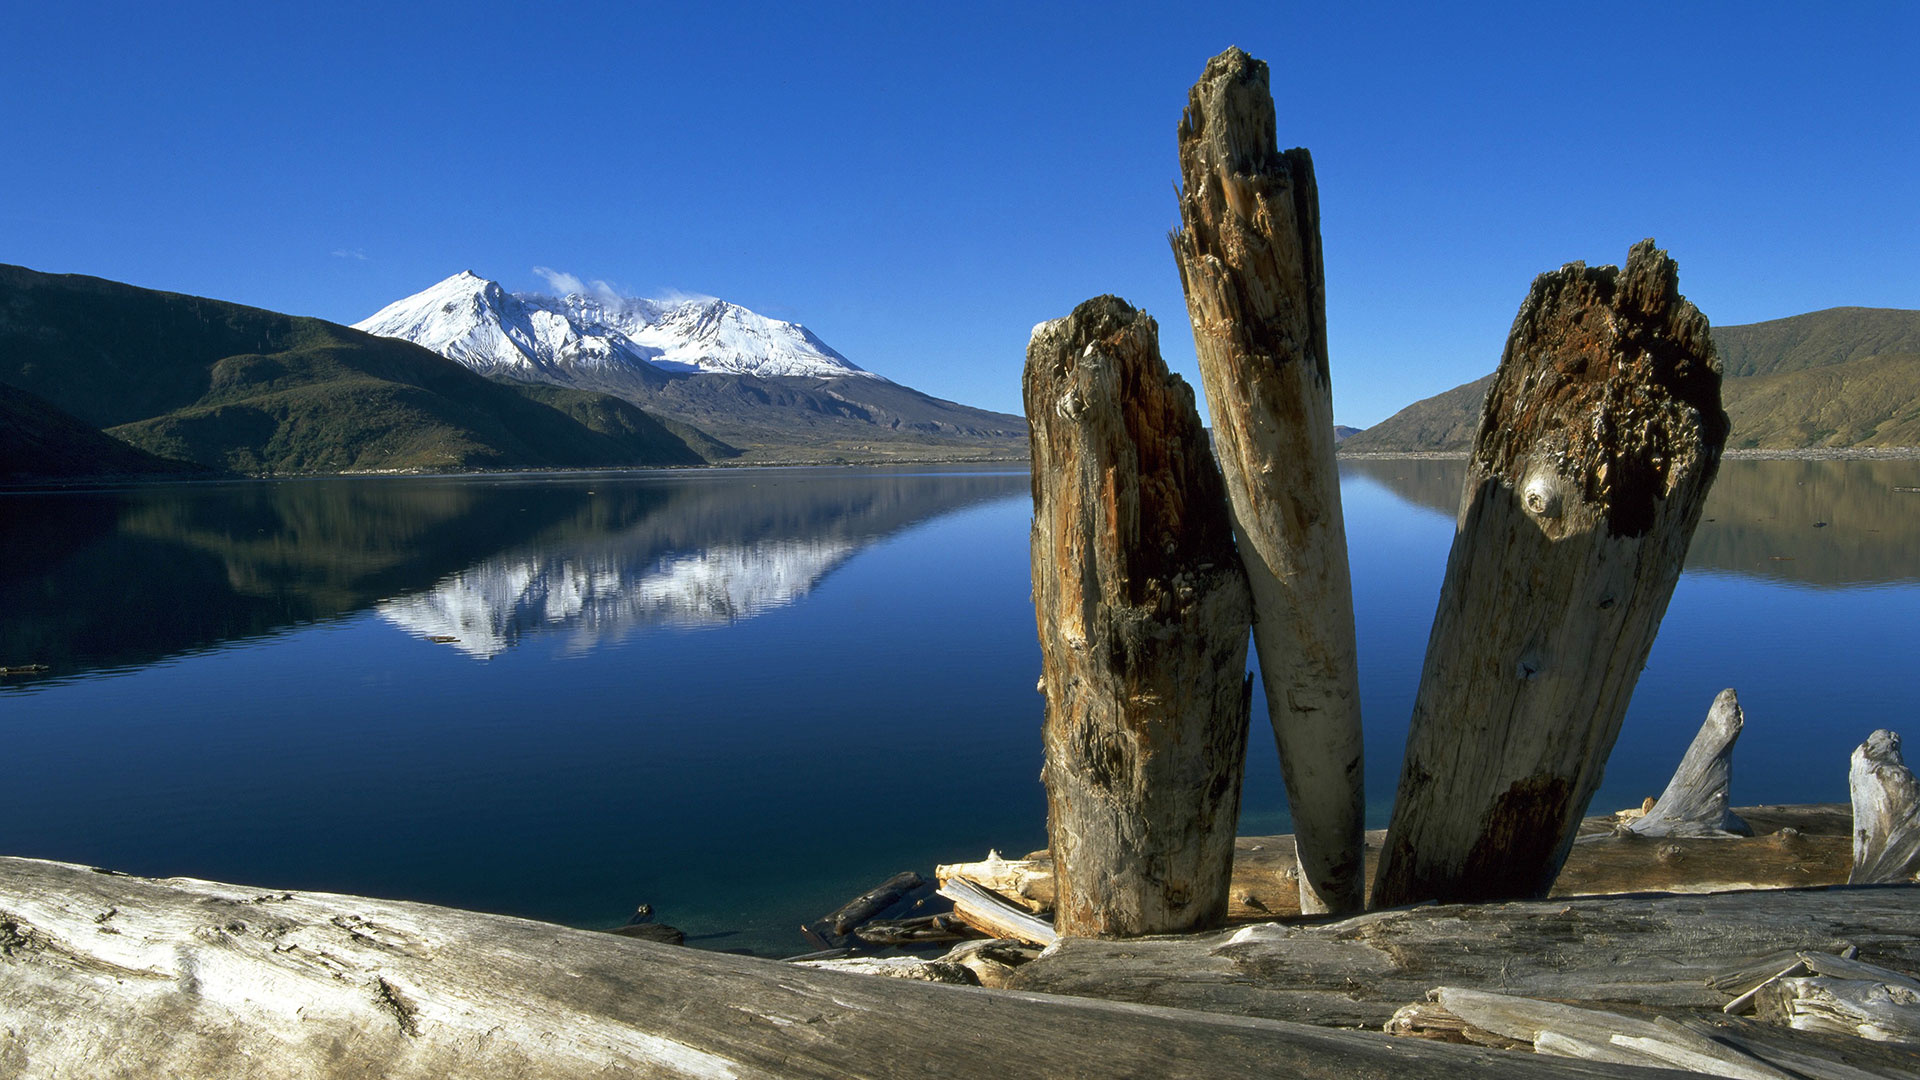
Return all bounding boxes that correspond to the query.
[1024,295,1254,937]
[1373,239,1727,907]
[1171,46,1366,915]
[1848,729,1920,884]
[1626,688,1753,837]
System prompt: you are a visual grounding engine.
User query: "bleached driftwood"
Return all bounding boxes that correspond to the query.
[939,805,1852,922]
[1627,688,1753,837]
[0,856,1690,1080]
[1432,988,1797,1078]
[1171,45,1366,915]
[935,876,1057,946]
[1753,952,1920,1043]
[1374,239,1728,908]
[1848,728,1920,884]
[1024,296,1253,936]
[1009,883,1920,1031]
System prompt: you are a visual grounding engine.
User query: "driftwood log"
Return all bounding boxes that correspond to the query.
[1848,728,1920,884]
[0,856,1698,1080]
[1423,987,1920,1078]
[1626,688,1752,837]
[941,806,1853,922]
[1171,46,1366,915]
[1023,295,1253,936]
[1008,883,1920,1031]
[1374,239,1729,907]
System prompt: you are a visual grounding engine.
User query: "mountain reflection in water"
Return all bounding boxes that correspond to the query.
[0,468,1029,678]
[1340,457,1920,588]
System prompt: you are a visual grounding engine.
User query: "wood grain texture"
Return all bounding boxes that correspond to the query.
[1848,729,1920,884]
[1374,239,1728,907]
[1626,688,1752,837]
[1171,46,1366,915]
[1009,884,1920,1032]
[1024,295,1253,936]
[0,856,1698,1080]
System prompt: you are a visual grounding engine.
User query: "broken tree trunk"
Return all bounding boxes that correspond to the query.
[1848,729,1920,884]
[1627,688,1752,837]
[1373,239,1728,907]
[1023,295,1253,937]
[0,856,1699,1080]
[1171,46,1366,915]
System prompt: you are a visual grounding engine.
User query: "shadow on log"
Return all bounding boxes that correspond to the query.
[1374,239,1729,908]
[1023,295,1253,937]
[1172,46,1367,915]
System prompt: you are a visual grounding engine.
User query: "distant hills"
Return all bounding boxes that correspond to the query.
[1,382,206,481]
[354,272,1027,462]
[0,264,1029,483]
[1341,307,1920,453]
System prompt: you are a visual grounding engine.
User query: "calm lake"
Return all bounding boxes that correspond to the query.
[4,459,1917,955]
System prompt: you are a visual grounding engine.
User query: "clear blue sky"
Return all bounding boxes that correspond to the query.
[5,1,1914,425]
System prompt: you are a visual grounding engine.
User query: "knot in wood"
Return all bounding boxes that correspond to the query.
[1521,469,1565,520]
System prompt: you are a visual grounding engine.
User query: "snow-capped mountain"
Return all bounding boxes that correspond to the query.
[352,271,881,383]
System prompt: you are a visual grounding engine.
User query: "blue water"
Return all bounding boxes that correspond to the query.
[3,460,1916,954]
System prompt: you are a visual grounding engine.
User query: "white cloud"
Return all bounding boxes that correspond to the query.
[652,286,719,305]
[532,266,587,295]
[331,248,369,261]
[532,266,628,304]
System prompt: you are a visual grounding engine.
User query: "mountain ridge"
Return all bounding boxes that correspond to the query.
[353,271,880,384]
[0,264,720,476]
[356,271,1026,462]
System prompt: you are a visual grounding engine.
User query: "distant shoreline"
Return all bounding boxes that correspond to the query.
[0,454,1035,493]
[1338,446,1920,461]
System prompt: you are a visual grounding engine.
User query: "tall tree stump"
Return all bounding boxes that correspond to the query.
[1171,46,1367,914]
[1025,295,1253,937]
[1373,240,1727,908]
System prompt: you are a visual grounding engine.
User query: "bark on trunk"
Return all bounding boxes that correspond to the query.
[1848,729,1920,884]
[1171,46,1367,915]
[1373,239,1728,907]
[1023,295,1253,937]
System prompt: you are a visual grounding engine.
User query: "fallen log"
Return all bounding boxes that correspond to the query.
[936,876,1057,946]
[0,856,1693,1079]
[1374,239,1729,908]
[938,804,1852,921]
[1023,295,1254,936]
[1627,688,1752,837]
[1008,883,1920,1031]
[1431,988,1798,1078]
[1753,952,1920,1043]
[798,870,931,949]
[1171,45,1367,915]
[1848,728,1920,884]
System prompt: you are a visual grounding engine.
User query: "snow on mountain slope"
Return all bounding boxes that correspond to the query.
[353,271,881,383]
